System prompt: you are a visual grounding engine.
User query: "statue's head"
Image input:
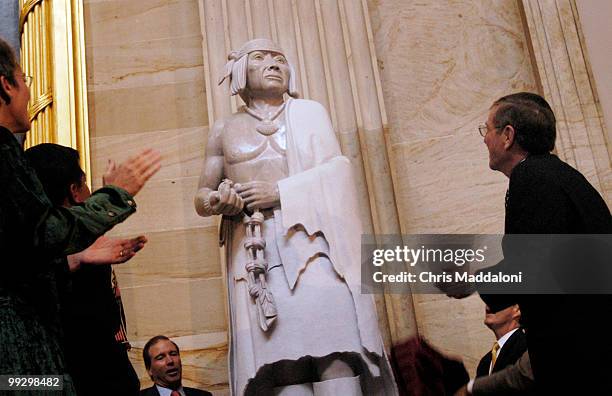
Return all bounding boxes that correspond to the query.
[219,38,299,104]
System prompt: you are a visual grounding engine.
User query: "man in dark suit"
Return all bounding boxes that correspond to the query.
[471,92,612,395]
[476,304,526,378]
[141,335,212,396]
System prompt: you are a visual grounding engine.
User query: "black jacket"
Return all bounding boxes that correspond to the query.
[481,154,612,394]
[476,329,527,378]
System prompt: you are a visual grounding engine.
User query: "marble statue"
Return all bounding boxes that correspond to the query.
[195,38,396,396]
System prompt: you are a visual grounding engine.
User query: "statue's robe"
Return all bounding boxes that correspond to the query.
[223,99,396,395]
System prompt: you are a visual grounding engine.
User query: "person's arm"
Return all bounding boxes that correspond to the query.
[41,186,137,256]
[67,235,147,271]
[194,118,243,216]
[0,144,159,257]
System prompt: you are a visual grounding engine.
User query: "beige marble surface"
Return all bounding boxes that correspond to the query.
[368,0,538,374]
[113,226,221,283]
[84,0,201,46]
[81,0,610,388]
[576,1,612,154]
[90,126,209,182]
[86,35,205,91]
[107,176,215,235]
[120,277,226,336]
[88,80,207,137]
[84,0,228,391]
[521,0,612,205]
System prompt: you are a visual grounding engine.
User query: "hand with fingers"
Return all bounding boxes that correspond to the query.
[103,148,162,196]
[67,235,148,271]
[206,179,244,216]
[102,159,117,186]
[234,181,280,211]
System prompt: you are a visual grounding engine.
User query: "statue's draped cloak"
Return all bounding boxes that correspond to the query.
[279,99,384,357]
[224,99,395,395]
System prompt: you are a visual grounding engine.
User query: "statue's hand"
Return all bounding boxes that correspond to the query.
[235,181,280,211]
[208,181,244,216]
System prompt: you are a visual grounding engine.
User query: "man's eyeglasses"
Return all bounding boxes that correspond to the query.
[23,75,33,87]
[478,123,503,137]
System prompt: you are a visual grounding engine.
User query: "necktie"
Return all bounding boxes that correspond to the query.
[171,391,181,396]
[490,341,500,374]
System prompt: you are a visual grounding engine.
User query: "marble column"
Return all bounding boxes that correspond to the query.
[520,0,612,204]
[368,0,540,373]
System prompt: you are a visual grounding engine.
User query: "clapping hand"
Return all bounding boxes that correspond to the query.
[68,235,147,271]
[103,148,161,196]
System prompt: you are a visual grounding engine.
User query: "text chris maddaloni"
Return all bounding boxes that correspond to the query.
[371,271,523,284]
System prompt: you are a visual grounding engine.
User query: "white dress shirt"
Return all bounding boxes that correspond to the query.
[155,385,185,396]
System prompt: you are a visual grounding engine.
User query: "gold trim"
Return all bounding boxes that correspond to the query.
[20,0,92,186]
[70,0,92,185]
[19,0,43,33]
[28,92,53,122]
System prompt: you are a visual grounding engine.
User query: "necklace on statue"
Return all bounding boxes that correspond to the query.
[244,102,286,136]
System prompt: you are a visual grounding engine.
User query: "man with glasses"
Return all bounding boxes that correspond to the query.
[0,37,161,393]
[462,92,611,395]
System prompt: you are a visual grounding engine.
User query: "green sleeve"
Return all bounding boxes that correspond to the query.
[0,135,137,258]
[39,186,137,256]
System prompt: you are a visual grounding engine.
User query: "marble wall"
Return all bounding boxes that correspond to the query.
[83,0,228,393]
[367,0,539,374]
[82,0,610,389]
[577,1,612,144]
[521,0,612,205]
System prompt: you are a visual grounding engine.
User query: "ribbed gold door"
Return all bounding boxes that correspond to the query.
[20,0,91,185]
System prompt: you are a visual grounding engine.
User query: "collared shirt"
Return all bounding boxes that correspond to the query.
[489,328,519,374]
[468,328,521,393]
[155,385,185,396]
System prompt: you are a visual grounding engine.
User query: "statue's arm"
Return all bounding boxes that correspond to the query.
[194,119,243,217]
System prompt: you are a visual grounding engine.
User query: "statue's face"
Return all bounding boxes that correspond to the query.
[246,50,289,98]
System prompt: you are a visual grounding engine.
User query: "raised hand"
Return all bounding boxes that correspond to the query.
[103,148,161,196]
[68,235,147,271]
[102,159,117,186]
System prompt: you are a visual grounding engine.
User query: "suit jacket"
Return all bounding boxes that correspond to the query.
[480,154,612,394]
[476,329,527,378]
[59,263,140,395]
[140,385,212,396]
[472,351,535,396]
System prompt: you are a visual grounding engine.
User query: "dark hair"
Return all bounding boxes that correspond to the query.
[143,335,180,370]
[492,92,556,154]
[0,38,19,104]
[24,143,85,206]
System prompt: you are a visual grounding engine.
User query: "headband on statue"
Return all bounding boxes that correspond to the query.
[218,38,285,86]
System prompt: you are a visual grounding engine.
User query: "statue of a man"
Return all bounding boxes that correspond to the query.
[195,38,396,396]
